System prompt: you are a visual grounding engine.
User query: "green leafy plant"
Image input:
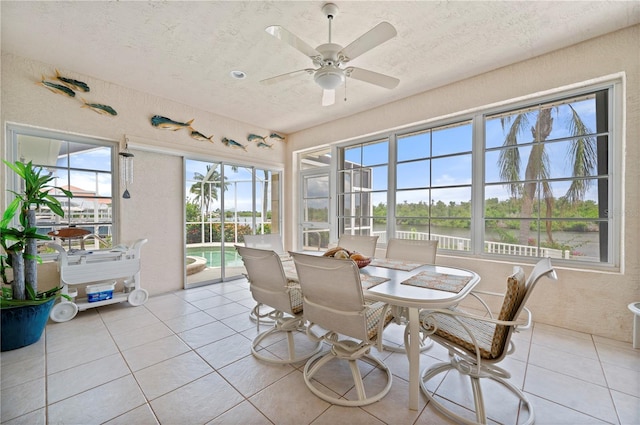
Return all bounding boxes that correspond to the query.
[1,160,72,307]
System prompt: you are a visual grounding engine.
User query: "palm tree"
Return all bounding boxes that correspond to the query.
[190,165,228,217]
[498,104,597,246]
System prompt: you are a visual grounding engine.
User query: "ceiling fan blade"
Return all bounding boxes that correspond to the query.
[265,25,321,59]
[346,67,399,89]
[260,69,315,85]
[322,89,335,107]
[339,22,397,62]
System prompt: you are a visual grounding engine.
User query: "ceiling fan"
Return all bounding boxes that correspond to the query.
[260,3,400,106]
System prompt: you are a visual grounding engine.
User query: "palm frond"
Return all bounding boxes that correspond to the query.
[498,113,532,196]
[565,105,598,203]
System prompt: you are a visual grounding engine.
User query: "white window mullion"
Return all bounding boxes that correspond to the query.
[472,114,485,255]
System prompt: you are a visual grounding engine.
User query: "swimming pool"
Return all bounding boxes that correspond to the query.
[186,246,244,268]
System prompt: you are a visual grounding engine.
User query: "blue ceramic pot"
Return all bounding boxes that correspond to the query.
[1,298,55,351]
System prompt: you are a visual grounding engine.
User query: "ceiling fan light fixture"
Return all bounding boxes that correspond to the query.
[314,66,344,90]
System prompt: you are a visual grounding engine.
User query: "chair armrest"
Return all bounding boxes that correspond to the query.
[464,289,507,319]
[419,307,530,365]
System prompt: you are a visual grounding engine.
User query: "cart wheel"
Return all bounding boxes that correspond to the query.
[127,289,149,306]
[50,302,78,322]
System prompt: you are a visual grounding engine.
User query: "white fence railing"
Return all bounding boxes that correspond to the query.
[373,230,570,259]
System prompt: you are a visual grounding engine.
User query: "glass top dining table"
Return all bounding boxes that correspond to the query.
[283,255,481,410]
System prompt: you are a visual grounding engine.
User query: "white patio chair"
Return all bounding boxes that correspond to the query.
[290,252,394,406]
[418,257,557,425]
[382,238,439,353]
[385,238,438,263]
[242,234,287,324]
[243,233,285,255]
[337,234,379,258]
[236,245,321,364]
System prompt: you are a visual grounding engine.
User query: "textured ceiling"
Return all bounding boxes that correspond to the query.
[2,1,638,134]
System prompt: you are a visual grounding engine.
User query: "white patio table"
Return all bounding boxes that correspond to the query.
[284,256,481,411]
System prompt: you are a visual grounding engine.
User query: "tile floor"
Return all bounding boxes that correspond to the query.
[1,278,639,425]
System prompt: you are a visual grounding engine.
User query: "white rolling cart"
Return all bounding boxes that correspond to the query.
[48,238,148,322]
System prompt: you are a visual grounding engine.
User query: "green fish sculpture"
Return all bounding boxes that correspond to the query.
[38,75,75,97]
[247,133,266,142]
[151,115,194,131]
[221,137,247,151]
[81,98,117,116]
[190,130,214,143]
[269,133,285,141]
[256,141,273,149]
[55,69,90,92]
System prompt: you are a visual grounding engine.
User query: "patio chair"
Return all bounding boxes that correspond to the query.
[243,233,285,255]
[236,245,322,364]
[385,238,438,263]
[337,234,379,258]
[242,234,287,324]
[382,238,438,353]
[418,257,557,425]
[290,252,394,406]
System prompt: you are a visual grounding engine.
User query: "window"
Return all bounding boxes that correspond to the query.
[338,139,388,238]
[484,91,609,263]
[396,122,472,251]
[6,126,116,251]
[331,84,618,267]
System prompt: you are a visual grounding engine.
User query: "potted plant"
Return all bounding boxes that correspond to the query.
[1,160,72,351]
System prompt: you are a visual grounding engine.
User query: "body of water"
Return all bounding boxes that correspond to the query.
[186,246,244,268]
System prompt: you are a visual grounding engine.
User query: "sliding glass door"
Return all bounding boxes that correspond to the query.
[185,159,280,287]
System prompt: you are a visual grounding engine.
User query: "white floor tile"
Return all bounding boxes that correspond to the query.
[134,351,214,400]
[2,278,633,425]
[150,372,244,424]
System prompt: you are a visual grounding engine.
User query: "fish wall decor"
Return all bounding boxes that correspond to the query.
[80,98,117,116]
[269,133,285,141]
[55,69,90,92]
[247,133,266,143]
[38,75,75,97]
[39,71,118,118]
[256,141,273,149]
[151,115,194,131]
[190,130,214,143]
[221,137,247,151]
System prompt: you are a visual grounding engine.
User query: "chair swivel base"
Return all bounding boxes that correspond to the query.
[303,343,393,407]
[251,316,322,364]
[420,360,534,425]
[249,302,276,325]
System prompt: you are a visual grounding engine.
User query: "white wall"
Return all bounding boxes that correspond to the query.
[285,25,640,342]
[1,53,287,296]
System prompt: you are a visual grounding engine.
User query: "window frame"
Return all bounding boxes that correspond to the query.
[329,78,622,270]
[5,124,119,259]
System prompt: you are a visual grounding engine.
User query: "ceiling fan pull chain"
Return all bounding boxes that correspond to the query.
[344,77,348,102]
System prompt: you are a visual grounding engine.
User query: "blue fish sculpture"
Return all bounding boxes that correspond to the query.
[257,141,273,149]
[190,130,214,143]
[81,98,117,116]
[151,115,194,131]
[221,137,247,151]
[269,133,285,141]
[247,133,266,142]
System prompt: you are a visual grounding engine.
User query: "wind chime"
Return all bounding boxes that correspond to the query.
[119,138,134,199]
